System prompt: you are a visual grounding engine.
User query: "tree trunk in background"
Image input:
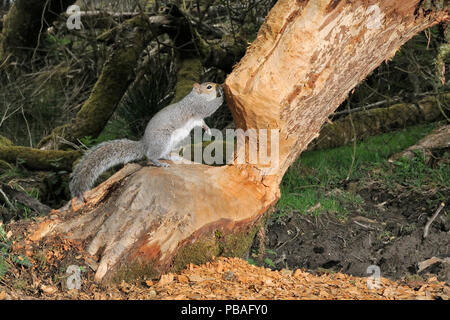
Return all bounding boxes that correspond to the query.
[23,0,448,283]
[0,0,76,63]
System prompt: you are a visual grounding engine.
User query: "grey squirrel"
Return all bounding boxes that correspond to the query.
[69,82,224,201]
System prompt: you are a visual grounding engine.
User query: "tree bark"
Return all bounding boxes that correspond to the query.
[23,0,449,283]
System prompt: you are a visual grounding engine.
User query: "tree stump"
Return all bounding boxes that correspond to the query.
[23,0,448,283]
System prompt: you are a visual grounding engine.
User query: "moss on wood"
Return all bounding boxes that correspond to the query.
[0,135,13,147]
[110,260,159,284]
[171,237,222,272]
[171,212,269,273]
[171,58,203,103]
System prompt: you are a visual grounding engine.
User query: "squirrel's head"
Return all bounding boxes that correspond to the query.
[192,82,223,102]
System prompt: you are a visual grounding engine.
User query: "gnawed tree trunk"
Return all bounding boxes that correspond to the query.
[22,0,448,283]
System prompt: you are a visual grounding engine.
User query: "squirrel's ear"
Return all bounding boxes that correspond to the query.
[193,83,201,94]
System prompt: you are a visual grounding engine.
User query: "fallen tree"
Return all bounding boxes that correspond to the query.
[11,0,449,283]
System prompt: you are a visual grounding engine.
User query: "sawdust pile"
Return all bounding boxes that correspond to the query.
[1,257,448,300]
[148,257,449,300]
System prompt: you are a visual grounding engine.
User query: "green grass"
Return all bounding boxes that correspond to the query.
[277,122,447,220]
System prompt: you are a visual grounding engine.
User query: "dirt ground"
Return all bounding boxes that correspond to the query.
[261,181,450,285]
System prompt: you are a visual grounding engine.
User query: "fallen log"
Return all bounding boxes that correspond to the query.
[0,137,79,171]
[309,93,450,151]
[38,14,170,150]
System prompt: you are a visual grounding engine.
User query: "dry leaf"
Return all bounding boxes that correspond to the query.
[158,273,174,286]
[40,284,58,295]
[145,280,154,287]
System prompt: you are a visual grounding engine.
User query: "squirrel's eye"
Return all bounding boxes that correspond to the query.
[206,85,212,90]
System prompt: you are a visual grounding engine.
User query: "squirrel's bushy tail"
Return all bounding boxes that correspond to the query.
[69,139,145,200]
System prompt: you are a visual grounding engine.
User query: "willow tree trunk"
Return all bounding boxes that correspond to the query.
[25,0,448,283]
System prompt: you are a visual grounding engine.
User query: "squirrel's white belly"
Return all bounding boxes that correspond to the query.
[166,118,204,154]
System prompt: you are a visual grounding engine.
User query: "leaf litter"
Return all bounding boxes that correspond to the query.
[0,256,448,300]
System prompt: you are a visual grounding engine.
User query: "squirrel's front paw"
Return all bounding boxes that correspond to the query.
[201,121,212,136]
